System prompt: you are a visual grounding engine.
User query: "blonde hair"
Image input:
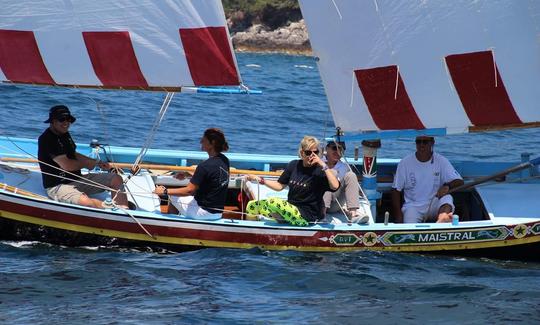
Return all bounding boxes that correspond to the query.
[298,136,320,157]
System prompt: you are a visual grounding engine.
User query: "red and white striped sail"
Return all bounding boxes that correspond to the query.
[0,0,241,90]
[299,0,540,134]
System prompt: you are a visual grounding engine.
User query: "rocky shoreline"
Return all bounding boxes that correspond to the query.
[230,19,312,56]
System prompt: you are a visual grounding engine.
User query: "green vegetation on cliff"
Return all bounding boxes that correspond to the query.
[223,0,301,31]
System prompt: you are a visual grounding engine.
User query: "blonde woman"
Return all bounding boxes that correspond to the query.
[248,136,339,223]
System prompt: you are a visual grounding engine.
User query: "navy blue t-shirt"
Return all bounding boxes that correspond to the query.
[278,160,337,222]
[191,153,230,213]
[38,128,82,188]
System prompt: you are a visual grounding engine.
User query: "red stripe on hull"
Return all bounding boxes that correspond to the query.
[82,31,148,88]
[2,198,539,254]
[355,66,424,130]
[179,27,239,86]
[445,51,521,126]
[0,29,55,84]
[1,199,324,247]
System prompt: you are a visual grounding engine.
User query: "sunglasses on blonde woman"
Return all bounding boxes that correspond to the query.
[303,150,319,156]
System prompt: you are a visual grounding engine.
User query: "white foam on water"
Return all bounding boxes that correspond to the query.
[1,240,40,248]
[79,246,101,251]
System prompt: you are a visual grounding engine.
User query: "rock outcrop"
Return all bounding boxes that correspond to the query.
[230,19,311,55]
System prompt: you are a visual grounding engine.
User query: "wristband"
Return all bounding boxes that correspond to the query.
[258,177,265,185]
[322,164,329,171]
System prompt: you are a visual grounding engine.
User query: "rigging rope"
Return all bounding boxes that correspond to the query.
[0,142,120,195]
[331,0,343,20]
[114,204,156,240]
[490,48,498,88]
[349,71,355,107]
[443,57,457,94]
[394,66,400,100]
[132,92,175,173]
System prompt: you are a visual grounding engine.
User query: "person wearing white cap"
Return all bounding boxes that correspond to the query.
[391,136,464,223]
[322,141,369,224]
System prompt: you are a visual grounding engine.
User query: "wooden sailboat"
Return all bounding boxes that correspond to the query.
[0,0,539,260]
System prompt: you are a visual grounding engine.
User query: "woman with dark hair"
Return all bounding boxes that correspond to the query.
[154,128,230,220]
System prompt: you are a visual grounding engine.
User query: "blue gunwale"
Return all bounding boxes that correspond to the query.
[1,136,535,182]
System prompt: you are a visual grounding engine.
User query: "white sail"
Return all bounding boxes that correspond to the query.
[299,0,540,134]
[0,0,241,90]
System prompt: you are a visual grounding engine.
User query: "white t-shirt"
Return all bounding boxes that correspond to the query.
[322,157,349,180]
[392,152,462,207]
[332,160,349,180]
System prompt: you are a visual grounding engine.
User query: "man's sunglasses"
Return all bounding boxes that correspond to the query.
[328,145,344,151]
[415,139,432,145]
[56,116,73,123]
[304,150,319,156]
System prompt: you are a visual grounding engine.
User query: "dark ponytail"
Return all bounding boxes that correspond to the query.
[204,128,229,153]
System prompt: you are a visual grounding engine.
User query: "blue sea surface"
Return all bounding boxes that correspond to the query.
[1,53,540,324]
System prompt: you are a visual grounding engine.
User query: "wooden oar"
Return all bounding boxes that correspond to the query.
[0,157,282,177]
[113,162,283,176]
[0,157,36,163]
[0,182,47,200]
[449,156,540,194]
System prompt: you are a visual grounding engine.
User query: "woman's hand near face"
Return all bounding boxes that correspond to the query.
[309,152,324,168]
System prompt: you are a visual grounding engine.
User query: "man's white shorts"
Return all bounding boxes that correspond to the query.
[402,195,454,223]
[169,195,222,220]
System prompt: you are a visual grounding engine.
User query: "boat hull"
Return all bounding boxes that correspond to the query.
[2,217,538,261]
[1,191,539,260]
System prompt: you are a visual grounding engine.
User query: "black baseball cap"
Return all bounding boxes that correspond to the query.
[44,105,76,123]
[326,141,346,150]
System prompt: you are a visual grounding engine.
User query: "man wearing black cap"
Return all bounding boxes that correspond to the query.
[322,141,369,224]
[391,136,464,223]
[37,105,128,209]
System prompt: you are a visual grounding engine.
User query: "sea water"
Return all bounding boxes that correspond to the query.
[0,53,539,324]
